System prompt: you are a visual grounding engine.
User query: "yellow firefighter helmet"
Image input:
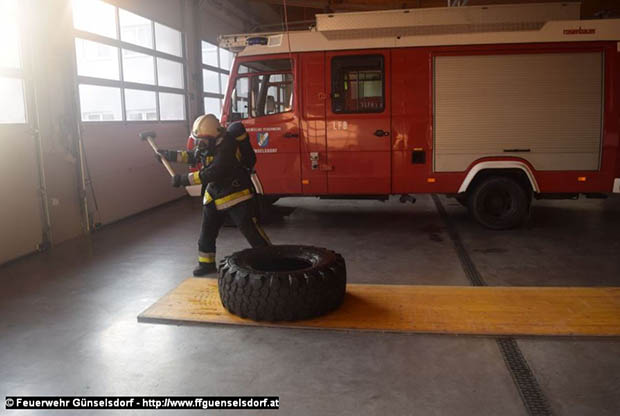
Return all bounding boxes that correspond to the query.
[191,114,221,139]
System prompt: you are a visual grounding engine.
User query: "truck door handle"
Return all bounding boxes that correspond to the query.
[374,129,390,137]
[284,132,299,138]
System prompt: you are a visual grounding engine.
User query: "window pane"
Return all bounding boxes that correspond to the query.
[331,55,384,113]
[0,0,21,68]
[219,48,234,70]
[201,41,218,67]
[122,49,154,85]
[72,0,117,39]
[124,89,156,121]
[251,73,293,117]
[159,92,185,120]
[0,77,26,123]
[79,84,122,121]
[220,73,229,93]
[75,38,119,80]
[204,97,221,117]
[155,23,182,57]
[202,69,219,93]
[119,9,153,49]
[231,77,249,120]
[157,58,184,89]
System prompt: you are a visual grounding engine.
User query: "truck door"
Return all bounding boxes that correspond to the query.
[228,57,301,194]
[300,52,328,194]
[325,51,391,194]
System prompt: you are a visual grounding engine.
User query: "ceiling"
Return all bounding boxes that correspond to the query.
[247,0,620,31]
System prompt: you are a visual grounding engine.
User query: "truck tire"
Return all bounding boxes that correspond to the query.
[218,245,346,322]
[468,176,530,230]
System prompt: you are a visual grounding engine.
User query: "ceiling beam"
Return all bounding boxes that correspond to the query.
[248,0,396,12]
[250,0,596,13]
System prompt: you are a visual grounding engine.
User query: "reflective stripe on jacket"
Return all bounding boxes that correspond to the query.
[185,122,256,210]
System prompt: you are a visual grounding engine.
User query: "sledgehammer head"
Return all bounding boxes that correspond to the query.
[139,131,156,141]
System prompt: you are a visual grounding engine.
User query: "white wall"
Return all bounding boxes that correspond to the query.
[0,0,277,264]
[81,122,188,224]
[106,0,185,29]
[30,0,85,245]
[0,125,45,262]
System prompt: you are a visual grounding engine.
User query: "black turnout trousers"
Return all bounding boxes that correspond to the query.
[198,199,270,260]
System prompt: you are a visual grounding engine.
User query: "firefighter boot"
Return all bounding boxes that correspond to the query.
[193,262,217,277]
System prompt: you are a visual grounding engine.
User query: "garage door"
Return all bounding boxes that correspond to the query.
[433,52,603,172]
[0,123,44,264]
[0,1,44,264]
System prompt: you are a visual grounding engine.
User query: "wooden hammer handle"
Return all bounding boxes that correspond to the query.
[144,135,176,177]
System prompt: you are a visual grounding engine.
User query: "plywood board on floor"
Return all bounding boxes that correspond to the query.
[138,278,620,336]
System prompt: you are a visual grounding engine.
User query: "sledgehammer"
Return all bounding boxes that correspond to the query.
[139,132,202,197]
[139,131,176,177]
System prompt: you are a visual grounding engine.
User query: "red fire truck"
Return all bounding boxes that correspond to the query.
[207,3,620,229]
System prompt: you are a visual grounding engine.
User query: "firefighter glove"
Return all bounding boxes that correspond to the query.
[156,149,175,163]
[172,174,190,188]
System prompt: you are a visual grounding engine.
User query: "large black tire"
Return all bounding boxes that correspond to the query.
[468,176,530,230]
[218,245,346,322]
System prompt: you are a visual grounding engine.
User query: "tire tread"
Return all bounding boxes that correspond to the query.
[218,245,346,322]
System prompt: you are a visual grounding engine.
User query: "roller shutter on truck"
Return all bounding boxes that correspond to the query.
[433,52,604,172]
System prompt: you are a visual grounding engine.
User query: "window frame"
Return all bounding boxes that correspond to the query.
[154,22,183,58]
[201,40,234,117]
[0,70,28,126]
[0,1,28,126]
[251,72,294,118]
[227,59,295,121]
[331,54,385,114]
[230,75,251,120]
[73,3,187,123]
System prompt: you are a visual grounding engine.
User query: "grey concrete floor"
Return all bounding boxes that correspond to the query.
[1,194,619,415]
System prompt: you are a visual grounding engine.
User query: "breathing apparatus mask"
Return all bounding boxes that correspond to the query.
[191,113,223,157]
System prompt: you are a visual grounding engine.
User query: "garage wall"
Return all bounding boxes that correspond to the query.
[77,0,280,226]
[31,0,87,244]
[77,0,193,226]
[106,0,185,29]
[0,0,89,264]
[0,125,45,263]
[0,3,45,264]
[80,123,189,225]
[0,0,279,265]
[193,0,280,43]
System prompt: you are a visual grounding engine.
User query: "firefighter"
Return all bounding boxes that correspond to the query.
[158,114,271,276]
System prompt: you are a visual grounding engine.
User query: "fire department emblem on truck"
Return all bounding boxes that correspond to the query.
[257,132,269,147]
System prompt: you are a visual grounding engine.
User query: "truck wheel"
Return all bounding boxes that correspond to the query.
[218,245,346,322]
[468,176,530,230]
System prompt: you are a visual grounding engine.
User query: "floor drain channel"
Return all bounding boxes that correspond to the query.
[431,195,553,416]
[431,195,485,286]
[497,338,552,416]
